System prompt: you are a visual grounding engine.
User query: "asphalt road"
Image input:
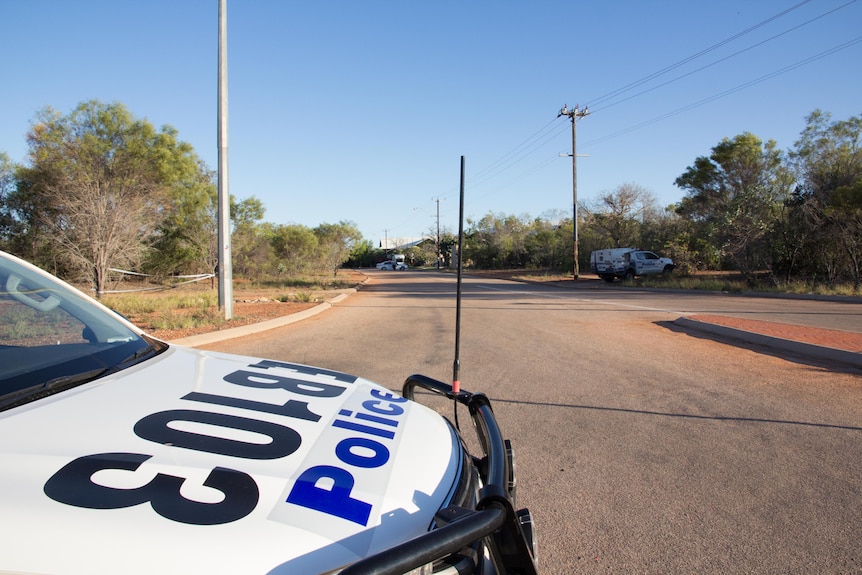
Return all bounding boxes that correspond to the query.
[202,271,862,574]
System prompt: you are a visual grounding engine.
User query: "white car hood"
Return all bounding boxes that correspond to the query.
[0,346,461,575]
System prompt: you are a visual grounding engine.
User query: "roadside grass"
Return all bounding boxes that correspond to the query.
[245,276,357,290]
[461,267,859,297]
[292,291,316,303]
[98,270,361,332]
[510,271,573,282]
[633,273,860,296]
[634,275,753,293]
[102,292,225,331]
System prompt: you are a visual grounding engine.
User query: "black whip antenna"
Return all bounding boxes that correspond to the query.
[453,156,465,395]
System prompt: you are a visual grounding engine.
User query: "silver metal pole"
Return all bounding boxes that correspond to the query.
[218,0,233,318]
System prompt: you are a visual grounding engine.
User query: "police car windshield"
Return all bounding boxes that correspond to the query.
[0,253,158,407]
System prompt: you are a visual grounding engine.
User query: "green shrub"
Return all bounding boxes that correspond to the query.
[294,291,315,303]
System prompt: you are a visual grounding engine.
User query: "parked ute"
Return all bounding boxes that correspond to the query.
[590,247,675,282]
[0,249,537,575]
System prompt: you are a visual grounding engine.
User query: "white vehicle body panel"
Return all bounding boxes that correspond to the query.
[0,346,460,574]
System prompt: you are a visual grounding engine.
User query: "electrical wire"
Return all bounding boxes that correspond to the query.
[583,35,862,148]
[591,0,857,115]
[465,117,563,189]
[587,0,816,107]
[464,0,858,199]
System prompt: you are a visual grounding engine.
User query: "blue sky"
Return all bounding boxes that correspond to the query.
[2,0,860,246]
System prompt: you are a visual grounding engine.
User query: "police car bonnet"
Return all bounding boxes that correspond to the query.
[1,348,462,574]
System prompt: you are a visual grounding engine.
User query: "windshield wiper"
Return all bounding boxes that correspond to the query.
[0,368,111,411]
[117,340,167,366]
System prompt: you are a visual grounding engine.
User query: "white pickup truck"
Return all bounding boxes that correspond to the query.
[590,248,675,282]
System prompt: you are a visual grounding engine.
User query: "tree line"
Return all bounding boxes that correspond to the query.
[1,101,860,292]
[0,101,363,296]
[454,109,860,290]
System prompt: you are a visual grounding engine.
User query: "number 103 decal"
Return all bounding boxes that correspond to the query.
[44,452,259,526]
[43,360,354,525]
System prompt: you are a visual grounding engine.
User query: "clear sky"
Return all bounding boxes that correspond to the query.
[2,0,860,246]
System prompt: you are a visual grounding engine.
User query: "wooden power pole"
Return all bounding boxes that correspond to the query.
[558,104,589,279]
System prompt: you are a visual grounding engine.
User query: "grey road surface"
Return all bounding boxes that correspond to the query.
[203,271,862,574]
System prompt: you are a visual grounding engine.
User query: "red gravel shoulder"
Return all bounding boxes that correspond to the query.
[688,314,862,353]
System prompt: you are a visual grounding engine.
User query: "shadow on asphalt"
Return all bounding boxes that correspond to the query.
[657,320,862,376]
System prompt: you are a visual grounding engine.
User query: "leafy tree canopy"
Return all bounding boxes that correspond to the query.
[17,100,207,295]
[314,221,363,276]
[674,132,793,273]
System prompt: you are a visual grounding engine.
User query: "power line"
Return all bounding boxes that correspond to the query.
[591,0,858,115]
[440,0,858,219]
[461,0,840,196]
[583,35,862,148]
[588,0,816,107]
[466,117,562,187]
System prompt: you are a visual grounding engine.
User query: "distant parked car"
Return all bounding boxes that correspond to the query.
[377,260,408,271]
[590,247,674,282]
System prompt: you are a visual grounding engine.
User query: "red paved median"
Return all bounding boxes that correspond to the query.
[689,314,862,354]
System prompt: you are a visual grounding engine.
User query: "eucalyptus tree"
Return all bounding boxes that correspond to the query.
[3,152,63,267]
[146,161,218,278]
[20,100,206,296]
[582,183,658,248]
[674,132,794,275]
[314,221,363,276]
[345,239,377,269]
[270,223,318,275]
[524,214,570,270]
[228,196,268,278]
[789,110,862,287]
[465,212,531,269]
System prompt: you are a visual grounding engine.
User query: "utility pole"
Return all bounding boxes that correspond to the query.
[433,196,442,268]
[383,229,389,256]
[558,103,589,279]
[217,0,233,318]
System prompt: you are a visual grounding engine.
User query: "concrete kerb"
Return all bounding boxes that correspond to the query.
[168,290,354,348]
[674,316,862,370]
